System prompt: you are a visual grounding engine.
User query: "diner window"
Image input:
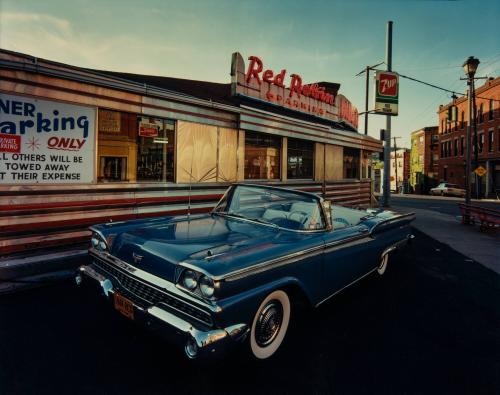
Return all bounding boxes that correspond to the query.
[136,117,175,182]
[97,109,136,182]
[343,148,360,179]
[244,131,281,179]
[287,138,314,179]
[488,130,494,152]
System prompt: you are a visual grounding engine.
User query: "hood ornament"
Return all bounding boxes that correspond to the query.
[132,252,143,264]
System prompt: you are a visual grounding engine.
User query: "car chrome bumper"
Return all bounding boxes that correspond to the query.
[76,265,249,359]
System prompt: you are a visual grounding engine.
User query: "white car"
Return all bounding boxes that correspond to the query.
[430,183,466,197]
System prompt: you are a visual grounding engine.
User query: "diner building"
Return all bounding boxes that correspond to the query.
[0,49,382,276]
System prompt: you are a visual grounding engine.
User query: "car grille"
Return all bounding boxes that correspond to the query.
[92,258,213,327]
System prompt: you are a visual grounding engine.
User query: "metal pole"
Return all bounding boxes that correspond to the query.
[472,79,479,199]
[364,66,369,135]
[465,79,472,211]
[382,21,393,208]
[394,137,398,193]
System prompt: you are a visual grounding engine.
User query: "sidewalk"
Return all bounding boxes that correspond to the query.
[392,204,500,275]
[376,192,500,203]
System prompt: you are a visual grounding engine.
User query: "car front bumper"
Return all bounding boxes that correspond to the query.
[76,264,249,359]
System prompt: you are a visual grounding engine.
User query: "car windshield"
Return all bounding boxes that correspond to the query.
[213,185,325,231]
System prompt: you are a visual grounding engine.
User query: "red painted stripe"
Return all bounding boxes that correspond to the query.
[0,194,223,212]
[0,206,214,234]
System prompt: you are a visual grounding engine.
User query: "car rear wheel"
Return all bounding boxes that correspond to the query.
[250,290,290,359]
[377,253,389,275]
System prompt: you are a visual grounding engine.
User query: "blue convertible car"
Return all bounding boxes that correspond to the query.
[77,184,415,359]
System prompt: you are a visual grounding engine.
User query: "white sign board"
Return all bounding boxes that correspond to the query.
[0,93,96,184]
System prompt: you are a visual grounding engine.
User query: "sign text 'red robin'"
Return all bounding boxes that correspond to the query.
[231,52,359,129]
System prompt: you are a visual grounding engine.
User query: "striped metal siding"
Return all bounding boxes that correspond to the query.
[0,180,372,257]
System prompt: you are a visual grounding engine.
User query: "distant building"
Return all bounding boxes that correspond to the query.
[437,76,500,198]
[410,126,439,194]
[390,148,410,192]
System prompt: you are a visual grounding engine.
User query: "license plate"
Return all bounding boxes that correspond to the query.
[114,293,134,320]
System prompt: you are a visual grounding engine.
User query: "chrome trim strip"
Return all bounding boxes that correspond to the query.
[370,212,416,234]
[89,250,220,313]
[222,245,325,282]
[212,212,328,234]
[216,232,370,282]
[315,268,377,308]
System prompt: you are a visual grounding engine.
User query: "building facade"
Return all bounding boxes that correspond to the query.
[437,76,500,198]
[0,49,382,266]
[390,148,410,192]
[410,126,439,194]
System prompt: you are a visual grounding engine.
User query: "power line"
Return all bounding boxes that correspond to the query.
[398,73,500,103]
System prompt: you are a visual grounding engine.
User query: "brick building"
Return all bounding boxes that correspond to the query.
[390,148,410,192]
[437,76,500,198]
[410,126,439,194]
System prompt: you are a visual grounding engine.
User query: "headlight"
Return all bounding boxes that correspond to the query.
[90,232,108,252]
[182,270,198,290]
[199,275,215,298]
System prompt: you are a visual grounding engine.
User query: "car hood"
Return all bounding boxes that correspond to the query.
[108,214,285,282]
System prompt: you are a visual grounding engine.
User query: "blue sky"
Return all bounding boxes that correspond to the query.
[1,0,499,147]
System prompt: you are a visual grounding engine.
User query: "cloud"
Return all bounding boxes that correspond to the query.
[0,12,181,75]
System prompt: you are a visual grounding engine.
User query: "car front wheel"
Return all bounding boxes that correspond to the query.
[250,290,291,359]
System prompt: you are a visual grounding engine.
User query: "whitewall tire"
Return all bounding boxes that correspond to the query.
[250,290,291,360]
[377,253,389,275]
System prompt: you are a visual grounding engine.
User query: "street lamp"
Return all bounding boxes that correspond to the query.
[462,56,479,220]
[463,56,480,79]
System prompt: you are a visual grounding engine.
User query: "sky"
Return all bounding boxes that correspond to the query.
[1,0,499,148]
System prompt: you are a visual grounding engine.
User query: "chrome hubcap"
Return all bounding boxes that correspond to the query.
[255,300,283,347]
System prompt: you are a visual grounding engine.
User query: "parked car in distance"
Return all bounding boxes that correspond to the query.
[77,184,415,360]
[430,182,466,197]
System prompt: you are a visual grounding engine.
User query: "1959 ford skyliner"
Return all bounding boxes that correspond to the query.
[77,184,415,359]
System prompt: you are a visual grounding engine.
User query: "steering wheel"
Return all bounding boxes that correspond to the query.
[333,217,350,226]
[288,211,309,224]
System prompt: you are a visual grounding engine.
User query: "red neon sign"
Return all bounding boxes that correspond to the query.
[245,56,335,105]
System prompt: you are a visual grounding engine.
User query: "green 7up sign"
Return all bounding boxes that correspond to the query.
[374,71,399,116]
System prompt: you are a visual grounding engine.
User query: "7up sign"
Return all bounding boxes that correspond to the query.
[374,71,399,116]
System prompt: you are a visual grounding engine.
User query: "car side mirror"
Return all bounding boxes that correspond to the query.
[322,200,333,230]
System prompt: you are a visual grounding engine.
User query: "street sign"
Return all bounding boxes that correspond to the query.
[474,166,487,177]
[374,71,399,116]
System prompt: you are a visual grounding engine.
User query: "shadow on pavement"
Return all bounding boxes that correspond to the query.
[0,229,499,395]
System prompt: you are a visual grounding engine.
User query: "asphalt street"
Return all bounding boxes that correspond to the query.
[1,229,499,395]
[389,195,500,216]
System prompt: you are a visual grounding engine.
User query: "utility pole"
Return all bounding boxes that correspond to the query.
[364,65,369,135]
[393,136,402,193]
[356,61,384,136]
[382,21,393,207]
